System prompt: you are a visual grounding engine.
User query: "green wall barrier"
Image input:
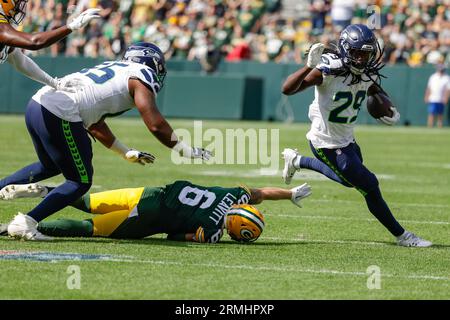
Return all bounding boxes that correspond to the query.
[0,57,441,126]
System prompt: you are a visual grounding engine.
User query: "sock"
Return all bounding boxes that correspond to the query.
[70,194,91,213]
[27,180,91,222]
[364,188,405,237]
[38,219,94,237]
[0,162,59,189]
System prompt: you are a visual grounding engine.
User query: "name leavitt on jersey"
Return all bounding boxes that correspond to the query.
[160,181,251,243]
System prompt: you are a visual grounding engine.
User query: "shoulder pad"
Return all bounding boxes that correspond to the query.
[129,65,161,95]
[316,53,346,76]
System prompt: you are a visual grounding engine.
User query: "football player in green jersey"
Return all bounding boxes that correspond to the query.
[0,180,311,243]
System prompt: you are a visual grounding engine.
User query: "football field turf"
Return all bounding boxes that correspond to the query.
[0,115,448,299]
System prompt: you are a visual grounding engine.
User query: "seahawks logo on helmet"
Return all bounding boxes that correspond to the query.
[225,204,265,243]
[123,42,167,87]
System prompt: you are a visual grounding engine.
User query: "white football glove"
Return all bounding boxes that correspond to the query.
[125,149,156,166]
[290,183,312,208]
[306,43,325,68]
[67,8,101,31]
[377,107,400,126]
[173,140,212,161]
[53,77,85,93]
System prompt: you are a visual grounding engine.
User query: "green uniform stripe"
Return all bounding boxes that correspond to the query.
[228,213,263,233]
[62,120,89,184]
[315,148,367,196]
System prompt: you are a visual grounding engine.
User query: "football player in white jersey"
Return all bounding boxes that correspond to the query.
[0,0,99,90]
[281,24,431,247]
[0,42,212,241]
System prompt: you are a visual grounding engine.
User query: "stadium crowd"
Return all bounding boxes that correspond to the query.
[21,0,450,68]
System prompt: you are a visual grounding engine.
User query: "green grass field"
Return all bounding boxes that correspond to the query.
[0,115,449,299]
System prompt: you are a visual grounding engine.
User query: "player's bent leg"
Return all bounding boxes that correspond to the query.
[88,188,145,214]
[315,143,417,241]
[0,162,59,190]
[27,180,92,224]
[91,210,131,237]
[310,144,353,187]
[37,219,94,237]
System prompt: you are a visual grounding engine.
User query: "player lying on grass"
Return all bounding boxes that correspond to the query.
[281,24,431,247]
[0,42,211,241]
[1,0,99,90]
[0,181,312,243]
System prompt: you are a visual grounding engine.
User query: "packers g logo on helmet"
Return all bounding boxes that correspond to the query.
[0,0,28,25]
[226,204,265,243]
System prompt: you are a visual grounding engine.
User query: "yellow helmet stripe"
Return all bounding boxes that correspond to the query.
[227,209,265,232]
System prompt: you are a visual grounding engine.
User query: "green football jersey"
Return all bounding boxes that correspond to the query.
[162,180,251,243]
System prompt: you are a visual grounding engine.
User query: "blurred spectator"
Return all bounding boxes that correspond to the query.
[331,0,354,31]
[424,64,450,128]
[309,0,330,35]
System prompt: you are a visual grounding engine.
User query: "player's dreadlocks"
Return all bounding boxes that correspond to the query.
[304,40,387,89]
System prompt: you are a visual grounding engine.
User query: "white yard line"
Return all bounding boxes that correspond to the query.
[268,214,449,225]
[107,257,449,282]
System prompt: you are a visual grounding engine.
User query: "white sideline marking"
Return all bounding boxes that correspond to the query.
[268,214,450,226]
[264,236,388,247]
[311,198,450,209]
[108,257,449,282]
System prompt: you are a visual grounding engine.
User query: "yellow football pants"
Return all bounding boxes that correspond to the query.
[88,187,144,237]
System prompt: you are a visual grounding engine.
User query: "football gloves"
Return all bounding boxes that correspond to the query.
[67,8,101,31]
[377,107,400,126]
[125,149,156,166]
[306,43,325,68]
[173,140,212,161]
[290,183,312,208]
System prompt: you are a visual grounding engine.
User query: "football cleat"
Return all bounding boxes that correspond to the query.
[225,204,265,243]
[291,183,312,208]
[397,231,432,248]
[0,183,48,200]
[7,213,53,241]
[282,148,300,185]
[0,223,8,236]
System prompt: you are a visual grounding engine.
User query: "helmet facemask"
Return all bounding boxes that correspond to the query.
[1,0,28,25]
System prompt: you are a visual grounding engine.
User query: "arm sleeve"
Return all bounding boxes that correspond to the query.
[7,48,57,88]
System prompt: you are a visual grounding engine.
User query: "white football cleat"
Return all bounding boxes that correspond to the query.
[397,231,432,248]
[7,213,53,241]
[291,183,312,208]
[0,183,48,200]
[282,148,300,185]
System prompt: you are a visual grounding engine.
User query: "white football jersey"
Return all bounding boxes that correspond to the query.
[0,44,10,64]
[306,53,376,149]
[32,61,161,128]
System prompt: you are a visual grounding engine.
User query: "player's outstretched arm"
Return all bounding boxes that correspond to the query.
[130,79,212,161]
[0,8,100,50]
[249,183,312,207]
[7,48,58,87]
[88,119,155,166]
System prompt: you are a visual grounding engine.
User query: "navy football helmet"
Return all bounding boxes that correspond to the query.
[338,24,378,75]
[123,42,167,86]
